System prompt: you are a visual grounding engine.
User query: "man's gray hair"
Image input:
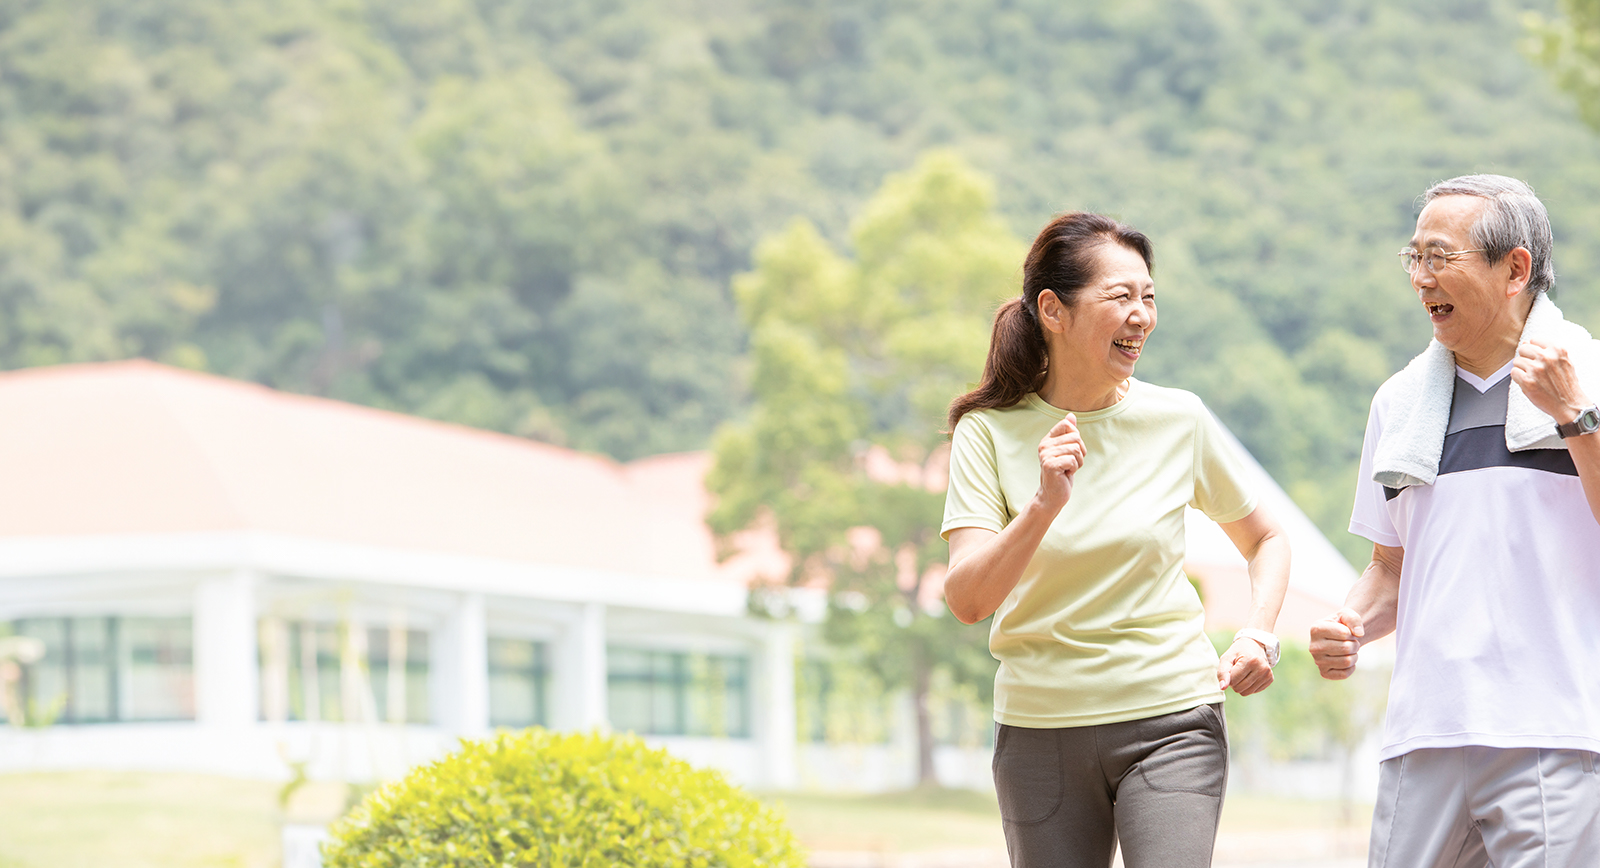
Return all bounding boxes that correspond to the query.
[1422,174,1554,295]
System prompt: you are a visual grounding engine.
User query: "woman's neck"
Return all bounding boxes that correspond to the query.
[1037,370,1127,413]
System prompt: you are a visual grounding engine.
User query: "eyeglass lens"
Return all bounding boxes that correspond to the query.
[1399,250,1442,274]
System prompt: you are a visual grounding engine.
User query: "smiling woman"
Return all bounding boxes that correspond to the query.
[940,213,1293,868]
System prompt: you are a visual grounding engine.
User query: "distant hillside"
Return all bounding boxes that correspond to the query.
[2,0,1596,560]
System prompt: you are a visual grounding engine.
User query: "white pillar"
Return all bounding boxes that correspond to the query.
[760,622,798,790]
[193,570,259,726]
[555,603,607,731]
[579,603,607,729]
[435,593,487,736]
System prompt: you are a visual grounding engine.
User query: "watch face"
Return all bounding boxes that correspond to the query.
[1582,409,1600,433]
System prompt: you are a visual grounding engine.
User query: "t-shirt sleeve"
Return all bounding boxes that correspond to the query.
[1349,395,1402,547]
[1190,403,1258,524]
[942,414,1009,539]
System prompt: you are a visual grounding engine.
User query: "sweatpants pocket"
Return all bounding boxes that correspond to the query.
[992,724,1063,825]
[1135,705,1228,796]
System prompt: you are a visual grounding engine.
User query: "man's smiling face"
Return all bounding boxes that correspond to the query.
[1410,195,1526,370]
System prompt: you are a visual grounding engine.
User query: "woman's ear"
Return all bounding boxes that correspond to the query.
[1037,289,1067,334]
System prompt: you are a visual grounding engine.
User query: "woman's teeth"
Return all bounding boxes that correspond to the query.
[1113,338,1142,353]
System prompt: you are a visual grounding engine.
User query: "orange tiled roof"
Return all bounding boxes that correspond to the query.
[0,361,1354,638]
[0,361,778,585]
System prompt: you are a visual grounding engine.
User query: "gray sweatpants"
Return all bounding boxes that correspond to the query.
[991,703,1228,868]
[1367,746,1600,868]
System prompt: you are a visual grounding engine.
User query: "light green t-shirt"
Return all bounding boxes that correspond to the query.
[942,379,1256,728]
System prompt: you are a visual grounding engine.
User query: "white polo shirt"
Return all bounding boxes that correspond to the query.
[1351,362,1600,761]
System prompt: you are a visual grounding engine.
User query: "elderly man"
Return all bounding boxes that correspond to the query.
[1311,175,1600,867]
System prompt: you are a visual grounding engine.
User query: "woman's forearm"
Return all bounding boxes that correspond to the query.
[1240,531,1290,633]
[1218,508,1290,635]
[944,497,1059,624]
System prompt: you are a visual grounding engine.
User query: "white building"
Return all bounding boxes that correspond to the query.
[0,361,1360,792]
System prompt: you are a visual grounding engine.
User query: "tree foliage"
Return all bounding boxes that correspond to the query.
[4,0,1600,554]
[1527,0,1600,133]
[708,152,1018,784]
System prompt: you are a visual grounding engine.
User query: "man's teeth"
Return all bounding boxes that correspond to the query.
[1427,303,1453,315]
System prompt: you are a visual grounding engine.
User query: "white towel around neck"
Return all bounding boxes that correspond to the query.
[1371,293,1600,489]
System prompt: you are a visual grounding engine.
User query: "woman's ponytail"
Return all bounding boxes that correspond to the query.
[946,297,1047,431]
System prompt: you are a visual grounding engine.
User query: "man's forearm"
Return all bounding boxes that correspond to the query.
[1347,544,1403,644]
[1561,429,1600,525]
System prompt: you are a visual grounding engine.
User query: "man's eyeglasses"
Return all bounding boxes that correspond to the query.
[1398,247,1487,275]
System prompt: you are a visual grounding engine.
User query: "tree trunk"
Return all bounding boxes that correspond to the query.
[913,641,937,787]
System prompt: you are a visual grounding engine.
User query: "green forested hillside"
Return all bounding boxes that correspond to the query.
[3,0,1598,559]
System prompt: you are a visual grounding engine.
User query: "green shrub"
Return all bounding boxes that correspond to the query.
[321,729,807,868]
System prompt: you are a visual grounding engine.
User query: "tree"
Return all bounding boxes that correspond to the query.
[1527,0,1600,134]
[7,0,1600,548]
[707,152,1020,785]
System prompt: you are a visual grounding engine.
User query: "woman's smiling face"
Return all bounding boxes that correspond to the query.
[1056,241,1157,392]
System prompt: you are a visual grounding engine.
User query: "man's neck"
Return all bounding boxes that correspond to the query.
[1455,342,1518,379]
[1453,294,1536,378]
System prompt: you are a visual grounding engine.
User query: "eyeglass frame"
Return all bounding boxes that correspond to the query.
[1398,246,1489,275]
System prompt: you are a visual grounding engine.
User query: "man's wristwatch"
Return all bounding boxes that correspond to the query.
[1556,406,1600,439]
[1233,628,1281,669]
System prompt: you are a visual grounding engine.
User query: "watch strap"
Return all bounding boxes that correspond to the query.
[1232,628,1280,668]
[1556,406,1600,438]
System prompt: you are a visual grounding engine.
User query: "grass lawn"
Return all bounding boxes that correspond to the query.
[0,772,346,868]
[1220,791,1371,833]
[763,786,1368,855]
[0,771,1367,865]
[761,786,1007,853]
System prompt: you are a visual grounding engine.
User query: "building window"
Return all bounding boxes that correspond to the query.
[487,637,548,729]
[928,666,995,749]
[4,617,193,724]
[933,696,995,749]
[795,656,893,745]
[367,624,430,725]
[607,647,749,738]
[798,659,832,743]
[258,620,429,724]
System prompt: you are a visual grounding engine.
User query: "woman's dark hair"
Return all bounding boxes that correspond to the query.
[946,212,1153,432]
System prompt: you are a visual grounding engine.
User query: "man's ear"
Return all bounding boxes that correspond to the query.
[1505,247,1533,298]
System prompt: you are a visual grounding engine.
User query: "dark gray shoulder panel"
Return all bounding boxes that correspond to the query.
[1440,425,1577,477]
